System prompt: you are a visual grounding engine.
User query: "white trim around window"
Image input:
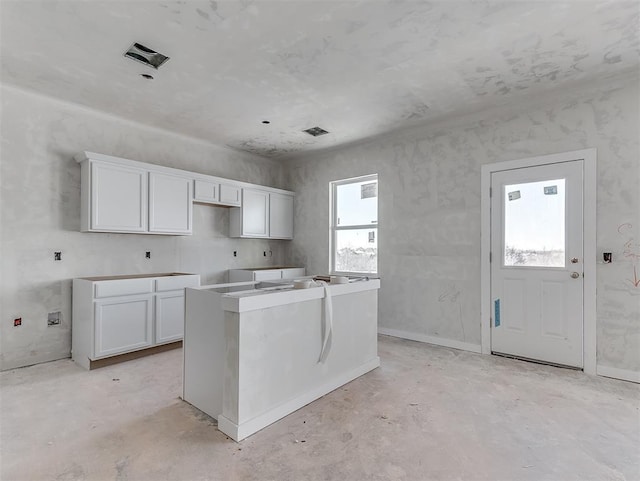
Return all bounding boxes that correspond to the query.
[330,174,378,275]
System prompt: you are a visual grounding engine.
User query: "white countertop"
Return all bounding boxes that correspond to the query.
[202,279,380,313]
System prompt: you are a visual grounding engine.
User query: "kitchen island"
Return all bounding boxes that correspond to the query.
[182,278,380,441]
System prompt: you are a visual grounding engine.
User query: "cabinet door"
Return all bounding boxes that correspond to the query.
[194,179,218,203]
[94,296,153,358]
[91,162,147,232]
[155,291,186,344]
[242,189,269,237]
[149,172,193,234]
[269,193,294,239]
[219,183,241,206]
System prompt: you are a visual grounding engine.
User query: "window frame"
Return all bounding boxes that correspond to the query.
[329,173,378,275]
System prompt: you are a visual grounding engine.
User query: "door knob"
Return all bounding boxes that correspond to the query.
[571,257,579,263]
[570,272,580,279]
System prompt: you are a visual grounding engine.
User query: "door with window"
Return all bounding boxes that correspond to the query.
[490,161,583,367]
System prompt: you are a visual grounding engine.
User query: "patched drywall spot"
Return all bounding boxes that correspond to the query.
[196,8,209,20]
[604,52,622,64]
[617,223,640,289]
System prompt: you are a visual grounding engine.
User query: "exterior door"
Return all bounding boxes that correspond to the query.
[490,160,584,367]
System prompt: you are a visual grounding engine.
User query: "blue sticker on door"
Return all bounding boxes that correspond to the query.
[494,299,501,327]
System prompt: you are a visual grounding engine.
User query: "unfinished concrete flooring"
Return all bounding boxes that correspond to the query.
[2,335,639,481]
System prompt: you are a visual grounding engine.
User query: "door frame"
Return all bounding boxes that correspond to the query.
[480,148,597,374]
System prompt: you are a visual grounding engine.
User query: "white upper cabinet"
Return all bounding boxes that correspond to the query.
[219,183,241,206]
[76,152,293,237]
[269,192,294,239]
[193,178,241,207]
[89,161,147,232]
[149,172,192,234]
[78,152,191,235]
[230,189,295,239]
[193,179,218,203]
[230,188,270,238]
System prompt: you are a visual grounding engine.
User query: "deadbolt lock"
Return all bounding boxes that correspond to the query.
[570,272,580,279]
[571,257,579,263]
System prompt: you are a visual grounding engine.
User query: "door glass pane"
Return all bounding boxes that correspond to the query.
[504,179,565,267]
[335,228,377,273]
[336,180,378,226]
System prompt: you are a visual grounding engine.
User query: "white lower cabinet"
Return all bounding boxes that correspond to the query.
[72,273,200,369]
[155,291,186,344]
[94,295,153,357]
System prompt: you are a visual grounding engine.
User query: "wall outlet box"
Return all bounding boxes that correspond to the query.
[47,311,61,326]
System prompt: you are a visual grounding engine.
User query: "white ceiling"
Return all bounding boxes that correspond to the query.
[1,1,638,159]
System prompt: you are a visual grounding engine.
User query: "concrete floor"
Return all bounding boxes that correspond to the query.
[2,335,639,481]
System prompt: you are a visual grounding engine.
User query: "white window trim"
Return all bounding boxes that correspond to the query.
[330,173,378,275]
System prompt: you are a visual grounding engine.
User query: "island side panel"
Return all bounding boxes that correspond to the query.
[223,311,241,424]
[227,289,379,434]
[182,288,226,419]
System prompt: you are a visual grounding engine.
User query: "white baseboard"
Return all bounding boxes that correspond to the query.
[596,364,640,383]
[218,357,381,442]
[378,328,482,354]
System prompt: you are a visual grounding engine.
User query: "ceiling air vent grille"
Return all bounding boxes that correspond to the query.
[124,43,170,69]
[303,126,329,137]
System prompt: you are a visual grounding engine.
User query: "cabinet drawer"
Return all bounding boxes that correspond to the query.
[281,268,305,279]
[156,275,200,292]
[94,279,154,298]
[253,270,283,282]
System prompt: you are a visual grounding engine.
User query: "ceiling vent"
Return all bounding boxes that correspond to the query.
[124,43,170,69]
[303,126,329,137]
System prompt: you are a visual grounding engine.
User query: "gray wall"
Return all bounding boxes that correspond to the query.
[285,74,640,373]
[0,85,289,370]
[2,75,639,375]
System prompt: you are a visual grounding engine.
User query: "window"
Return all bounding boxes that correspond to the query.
[503,178,566,267]
[330,174,378,274]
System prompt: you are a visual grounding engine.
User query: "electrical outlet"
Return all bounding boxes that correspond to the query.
[47,311,61,326]
[145,251,151,259]
[14,317,22,327]
[54,252,62,261]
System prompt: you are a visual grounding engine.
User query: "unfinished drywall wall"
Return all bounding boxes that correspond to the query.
[285,74,640,374]
[0,85,288,370]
